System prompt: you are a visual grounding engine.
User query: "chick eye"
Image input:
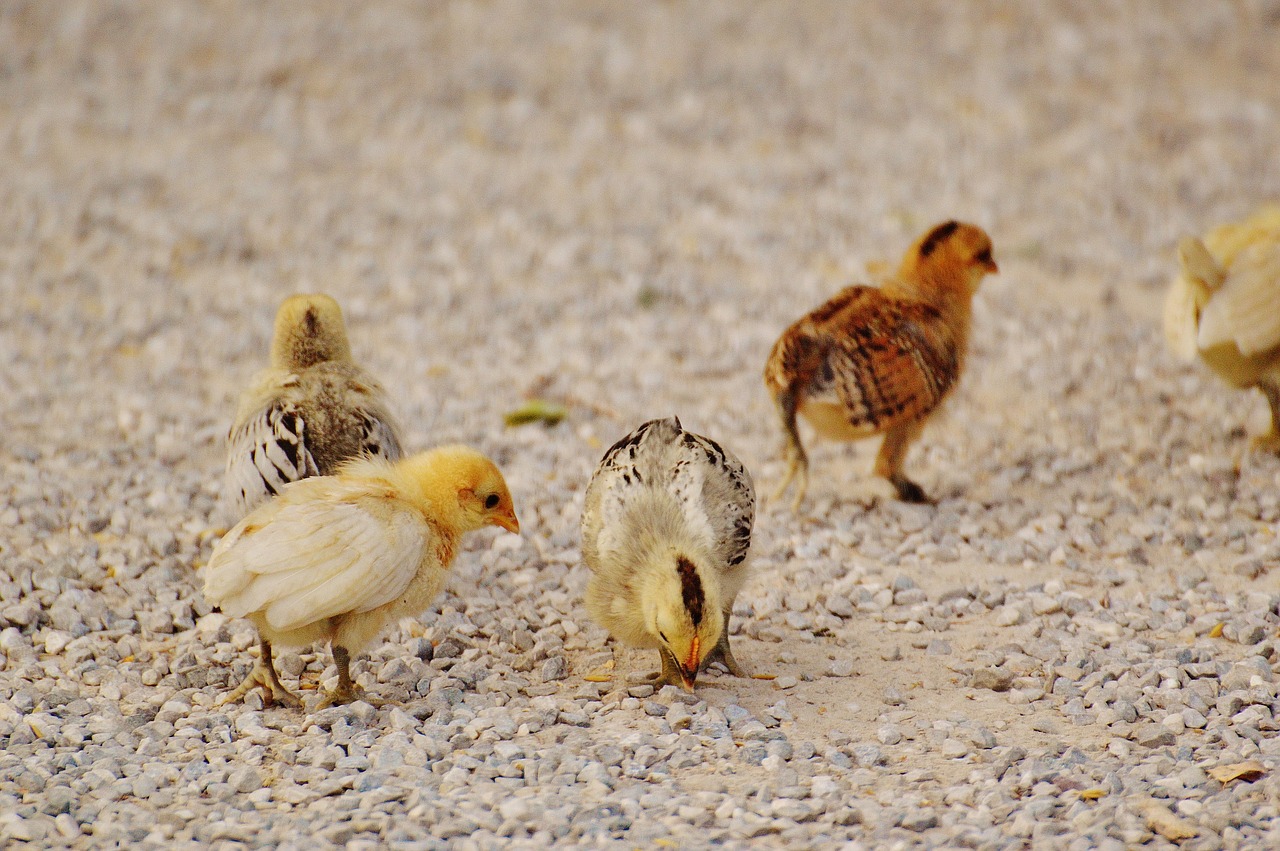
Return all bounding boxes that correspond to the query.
[484,493,501,510]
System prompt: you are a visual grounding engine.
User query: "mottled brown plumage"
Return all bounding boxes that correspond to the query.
[764,221,998,508]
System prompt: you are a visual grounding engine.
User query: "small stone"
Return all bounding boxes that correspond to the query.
[540,656,568,682]
[1134,724,1177,748]
[876,725,903,745]
[970,668,1014,692]
[827,659,856,677]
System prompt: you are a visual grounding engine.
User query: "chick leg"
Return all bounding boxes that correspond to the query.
[318,645,386,709]
[221,638,303,709]
[769,390,810,510]
[700,610,748,677]
[1251,382,1280,453]
[873,421,928,503]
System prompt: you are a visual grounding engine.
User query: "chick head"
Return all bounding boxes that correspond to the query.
[400,445,520,535]
[271,293,353,370]
[903,220,999,296]
[642,553,723,691]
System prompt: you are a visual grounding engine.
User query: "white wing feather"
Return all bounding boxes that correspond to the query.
[204,485,426,633]
[1197,242,1280,356]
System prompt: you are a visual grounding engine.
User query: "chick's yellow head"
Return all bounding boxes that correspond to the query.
[403,445,520,535]
[643,554,723,691]
[271,293,353,370]
[903,221,998,296]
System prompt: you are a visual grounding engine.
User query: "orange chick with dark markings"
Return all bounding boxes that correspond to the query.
[764,221,998,509]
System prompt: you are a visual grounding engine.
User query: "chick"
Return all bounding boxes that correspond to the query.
[1163,205,1280,451]
[581,417,754,692]
[203,446,520,708]
[225,294,404,519]
[764,221,998,509]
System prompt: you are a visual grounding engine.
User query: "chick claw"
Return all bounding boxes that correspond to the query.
[700,630,748,679]
[221,663,303,710]
[315,684,390,710]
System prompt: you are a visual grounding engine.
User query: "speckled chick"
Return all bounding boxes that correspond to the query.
[225,293,403,519]
[1164,205,1280,451]
[581,417,755,692]
[764,221,998,509]
[204,446,519,709]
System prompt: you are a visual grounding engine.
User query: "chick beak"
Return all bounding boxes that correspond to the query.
[679,636,701,692]
[983,258,999,274]
[493,510,520,535]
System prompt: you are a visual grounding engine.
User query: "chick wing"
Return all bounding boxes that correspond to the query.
[583,416,754,572]
[767,286,959,436]
[205,477,427,634]
[226,366,403,515]
[1197,241,1280,357]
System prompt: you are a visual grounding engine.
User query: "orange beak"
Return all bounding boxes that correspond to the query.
[679,636,701,692]
[493,510,520,535]
[983,258,999,274]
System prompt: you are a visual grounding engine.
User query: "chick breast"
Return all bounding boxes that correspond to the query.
[226,361,403,518]
[204,475,447,651]
[581,416,754,579]
[765,286,960,440]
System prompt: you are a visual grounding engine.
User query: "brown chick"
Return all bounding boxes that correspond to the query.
[203,446,519,709]
[1163,205,1280,451]
[225,294,403,519]
[764,221,998,509]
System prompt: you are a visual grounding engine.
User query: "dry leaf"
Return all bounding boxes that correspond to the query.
[583,660,614,683]
[1209,622,1225,638]
[503,399,568,428]
[751,673,778,680]
[1079,788,1107,801]
[1208,760,1266,785]
[1137,799,1198,841]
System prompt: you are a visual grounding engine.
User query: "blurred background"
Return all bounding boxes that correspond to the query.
[3,0,1279,523]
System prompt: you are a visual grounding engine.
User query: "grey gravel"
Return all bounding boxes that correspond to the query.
[5,2,1280,849]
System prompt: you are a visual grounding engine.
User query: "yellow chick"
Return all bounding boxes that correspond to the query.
[581,417,755,692]
[1164,205,1280,451]
[226,294,404,518]
[203,446,520,708]
[764,221,998,509]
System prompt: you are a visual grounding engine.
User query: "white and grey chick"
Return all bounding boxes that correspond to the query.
[225,294,404,519]
[581,416,755,691]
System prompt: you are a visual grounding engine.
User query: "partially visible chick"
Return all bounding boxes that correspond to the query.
[225,294,404,519]
[1163,205,1280,451]
[203,446,519,708]
[581,417,755,692]
[764,221,998,509]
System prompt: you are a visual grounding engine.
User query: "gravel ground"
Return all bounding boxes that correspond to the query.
[5,1,1280,848]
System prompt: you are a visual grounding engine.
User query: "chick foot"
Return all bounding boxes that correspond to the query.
[889,475,930,504]
[640,648,696,692]
[221,662,303,710]
[315,684,389,710]
[317,645,391,709]
[701,622,748,678]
